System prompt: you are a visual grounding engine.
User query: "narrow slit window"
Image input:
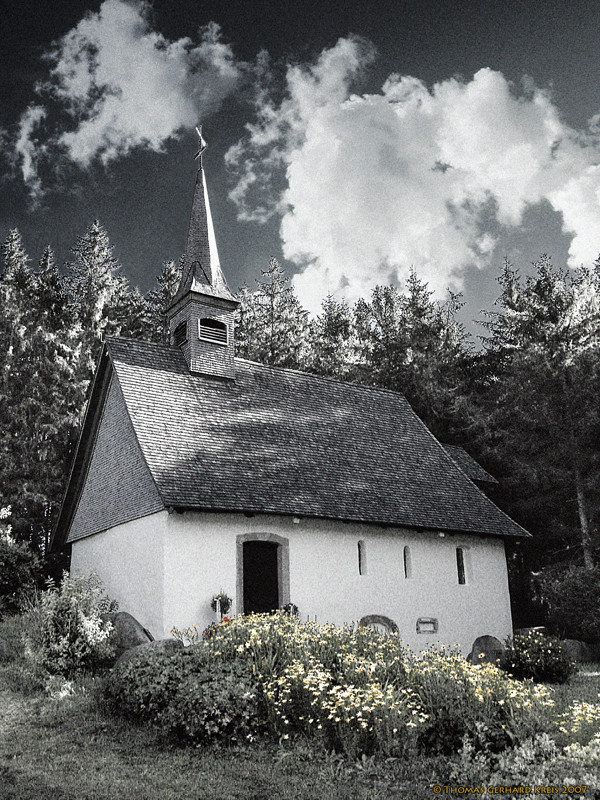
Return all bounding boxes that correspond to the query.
[173,320,187,347]
[456,547,466,585]
[403,545,412,579]
[199,317,227,344]
[358,540,367,576]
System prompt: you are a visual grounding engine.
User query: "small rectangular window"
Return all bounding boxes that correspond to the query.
[403,545,412,579]
[456,547,466,585]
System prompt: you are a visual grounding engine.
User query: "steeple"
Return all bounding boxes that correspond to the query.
[168,128,238,380]
[171,127,236,304]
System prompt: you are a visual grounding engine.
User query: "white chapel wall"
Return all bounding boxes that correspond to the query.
[163,510,237,636]
[162,511,512,653]
[70,510,168,638]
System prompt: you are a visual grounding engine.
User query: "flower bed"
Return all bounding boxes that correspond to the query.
[108,613,555,760]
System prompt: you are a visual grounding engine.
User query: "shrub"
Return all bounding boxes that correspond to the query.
[103,645,263,745]
[0,507,40,616]
[263,656,424,759]
[24,572,117,678]
[405,647,553,754]
[537,565,600,642]
[205,615,553,757]
[450,732,600,789]
[109,614,558,760]
[504,630,575,684]
[204,612,408,687]
[555,699,600,745]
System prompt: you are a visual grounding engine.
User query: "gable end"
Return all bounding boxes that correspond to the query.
[63,366,164,544]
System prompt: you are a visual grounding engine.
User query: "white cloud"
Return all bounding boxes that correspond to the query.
[14,106,46,201]
[15,0,242,197]
[227,43,600,312]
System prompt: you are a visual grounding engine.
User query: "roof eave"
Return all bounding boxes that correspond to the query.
[165,503,531,539]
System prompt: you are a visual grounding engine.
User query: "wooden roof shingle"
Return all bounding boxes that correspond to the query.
[443,444,499,486]
[77,337,528,540]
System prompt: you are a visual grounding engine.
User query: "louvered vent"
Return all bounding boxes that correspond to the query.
[199,317,227,344]
[174,321,187,347]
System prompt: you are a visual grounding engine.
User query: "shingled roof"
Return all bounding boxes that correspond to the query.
[443,445,499,486]
[54,336,528,545]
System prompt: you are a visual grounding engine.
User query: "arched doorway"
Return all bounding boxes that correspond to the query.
[236,533,290,615]
[242,540,279,613]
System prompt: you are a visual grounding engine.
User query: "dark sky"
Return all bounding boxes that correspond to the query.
[2,0,600,330]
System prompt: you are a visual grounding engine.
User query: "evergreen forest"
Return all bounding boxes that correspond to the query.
[2,224,600,628]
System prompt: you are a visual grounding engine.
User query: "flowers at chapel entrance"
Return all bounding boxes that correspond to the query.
[210,592,232,619]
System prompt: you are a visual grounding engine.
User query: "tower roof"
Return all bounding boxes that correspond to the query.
[171,128,236,305]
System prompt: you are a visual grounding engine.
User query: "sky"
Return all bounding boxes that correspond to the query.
[3,0,600,330]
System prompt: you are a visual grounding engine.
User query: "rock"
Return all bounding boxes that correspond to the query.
[109,612,154,658]
[114,637,184,667]
[0,637,10,660]
[467,635,506,666]
[561,639,593,663]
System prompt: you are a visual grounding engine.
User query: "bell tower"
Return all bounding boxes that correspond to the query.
[167,127,238,379]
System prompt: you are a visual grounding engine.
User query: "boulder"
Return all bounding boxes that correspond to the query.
[560,639,593,663]
[0,637,10,660]
[109,612,153,658]
[467,635,506,667]
[115,637,183,667]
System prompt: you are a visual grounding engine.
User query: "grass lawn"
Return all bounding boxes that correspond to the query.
[0,675,442,800]
[551,664,600,710]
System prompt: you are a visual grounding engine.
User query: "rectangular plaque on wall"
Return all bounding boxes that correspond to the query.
[416,617,438,634]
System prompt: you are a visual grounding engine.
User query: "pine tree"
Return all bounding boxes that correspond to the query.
[308,295,356,379]
[0,237,82,550]
[353,272,472,439]
[235,258,311,369]
[66,221,133,384]
[479,256,600,568]
[0,229,33,396]
[145,259,182,343]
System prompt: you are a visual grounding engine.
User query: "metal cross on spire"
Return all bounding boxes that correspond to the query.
[194,125,208,164]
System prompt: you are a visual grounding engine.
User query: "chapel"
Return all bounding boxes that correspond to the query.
[53,131,528,652]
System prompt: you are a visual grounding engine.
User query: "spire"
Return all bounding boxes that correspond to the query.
[167,128,238,380]
[172,127,236,304]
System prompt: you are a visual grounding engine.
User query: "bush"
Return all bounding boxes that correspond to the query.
[107,614,558,759]
[262,656,423,759]
[405,647,553,754]
[103,645,263,745]
[204,614,553,757]
[0,507,40,616]
[537,566,600,642]
[204,612,408,687]
[504,630,575,684]
[555,699,600,745]
[450,732,600,789]
[24,572,117,678]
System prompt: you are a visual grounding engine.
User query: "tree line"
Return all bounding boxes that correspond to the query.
[2,225,600,621]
